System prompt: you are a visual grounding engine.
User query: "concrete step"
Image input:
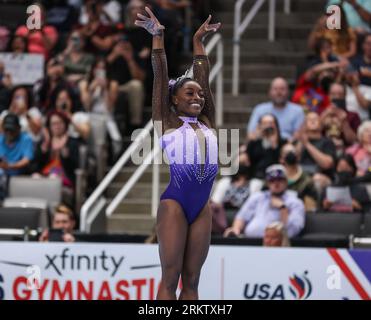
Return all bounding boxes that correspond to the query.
[107,182,168,199]
[214,12,319,25]
[223,93,267,109]
[220,39,309,54]
[210,50,308,66]
[211,0,325,12]
[224,107,252,123]
[223,64,296,79]
[223,77,296,94]
[109,198,152,214]
[220,24,313,40]
[114,166,170,183]
[107,214,155,234]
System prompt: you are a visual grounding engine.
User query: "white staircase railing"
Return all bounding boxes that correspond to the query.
[232,0,291,96]
[80,33,223,232]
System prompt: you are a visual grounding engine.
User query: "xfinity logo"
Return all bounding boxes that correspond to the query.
[45,248,125,277]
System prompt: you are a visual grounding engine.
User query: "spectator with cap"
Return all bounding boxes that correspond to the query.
[0,113,34,176]
[247,77,305,141]
[223,165,305,239]
[263,221,290,247]
[39,204,76,242]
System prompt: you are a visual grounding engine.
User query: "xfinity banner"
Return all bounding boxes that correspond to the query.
[0,243,370,300]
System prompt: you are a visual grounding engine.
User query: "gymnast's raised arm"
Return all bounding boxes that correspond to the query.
[192,15,221,129]
[135,7,170,131]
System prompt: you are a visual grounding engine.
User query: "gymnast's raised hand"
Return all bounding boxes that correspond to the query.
[134,6,165,36]
[193,15,221,41]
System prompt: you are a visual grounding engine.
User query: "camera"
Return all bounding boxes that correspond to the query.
[262,127,274,136]
[48,229,64,242]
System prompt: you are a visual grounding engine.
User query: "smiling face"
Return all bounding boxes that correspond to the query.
[172,81,205,117]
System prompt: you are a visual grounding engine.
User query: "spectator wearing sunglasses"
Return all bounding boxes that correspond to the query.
[223,164,305,239]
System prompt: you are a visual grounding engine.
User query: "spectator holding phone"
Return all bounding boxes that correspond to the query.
[296,112,337,190]
[320,83,360,152]
[244,114,287,180]
[39,204,76,242]
[1,86,43,143]
[53,87,90,141]
[106,35,146,130]
[80,57,119,115]
[59,31,95,84]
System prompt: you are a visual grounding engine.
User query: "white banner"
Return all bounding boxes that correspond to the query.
[0,242,370,300]
[0,53,44,85]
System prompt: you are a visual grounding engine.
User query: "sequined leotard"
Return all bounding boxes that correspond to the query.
[151,49,218,224]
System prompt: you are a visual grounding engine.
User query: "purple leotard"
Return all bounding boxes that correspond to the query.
[159,116,218,224]
[151,48,218,224]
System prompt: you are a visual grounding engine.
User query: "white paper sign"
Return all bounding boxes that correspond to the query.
[0,53,44,85]
[326,186,353,205]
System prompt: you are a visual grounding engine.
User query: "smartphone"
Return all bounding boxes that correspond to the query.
[332,98,346,110]
[263,127,274,136]
[48,228,64,242]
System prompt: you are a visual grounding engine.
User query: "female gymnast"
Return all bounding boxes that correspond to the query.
[135,7,221,300]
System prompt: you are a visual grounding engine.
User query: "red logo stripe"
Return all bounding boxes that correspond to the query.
[328,248,370,300]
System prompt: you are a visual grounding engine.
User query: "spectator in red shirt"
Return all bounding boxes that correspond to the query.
[15,2,58,60]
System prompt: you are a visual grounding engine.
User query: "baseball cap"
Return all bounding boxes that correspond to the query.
[3,113,20,131]
[265,164,287,181]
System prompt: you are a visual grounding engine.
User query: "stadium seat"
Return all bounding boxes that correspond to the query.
[364,214,371,236]
[3,197,49,228]
[4,176,62,227]
[300,212,363,241]
[7,176,62,206]
[0,207,40,229]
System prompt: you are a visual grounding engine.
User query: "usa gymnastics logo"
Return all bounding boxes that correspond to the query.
[289,271,312,300]
[243,271,313,300]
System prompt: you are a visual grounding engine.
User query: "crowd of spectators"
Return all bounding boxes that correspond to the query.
[212,0,371,241]
[0,0,203,233]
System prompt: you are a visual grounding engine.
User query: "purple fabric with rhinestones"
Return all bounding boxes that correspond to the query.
[159,116,219,224]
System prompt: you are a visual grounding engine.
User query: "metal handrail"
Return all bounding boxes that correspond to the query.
[105,33,224,220]
[232,0,291,96]
[80,121,153,232]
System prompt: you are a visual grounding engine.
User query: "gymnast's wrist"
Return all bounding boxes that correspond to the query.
[153,30,164,37]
